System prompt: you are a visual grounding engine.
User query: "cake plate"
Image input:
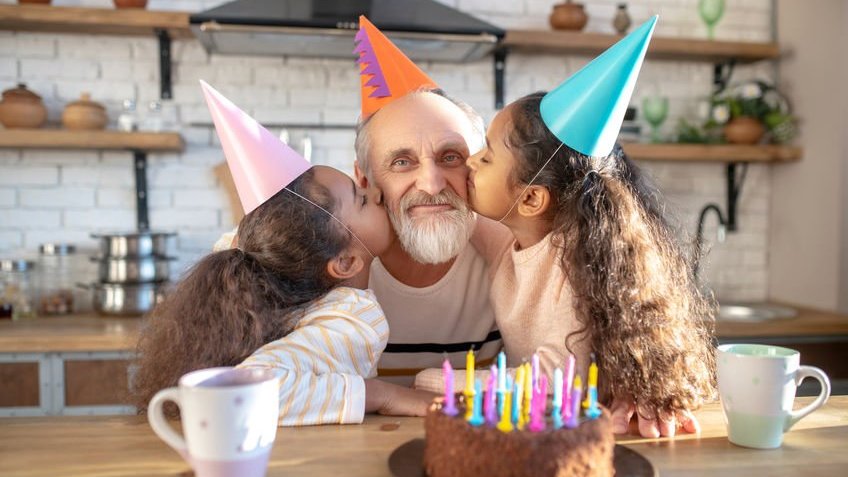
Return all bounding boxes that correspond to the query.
[388,438,657,477]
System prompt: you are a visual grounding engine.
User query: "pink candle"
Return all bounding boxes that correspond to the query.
[566,375,582,429]
[531,353,540,392]
[485,365,498,425]
[528,375,548,432]
[561,354,575,421]
[443,358,458,416]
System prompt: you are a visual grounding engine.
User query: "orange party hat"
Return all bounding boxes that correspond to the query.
[354,15,439,118]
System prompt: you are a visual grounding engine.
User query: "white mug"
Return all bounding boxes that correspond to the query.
[717,344,831,449]
[148,367,281,477]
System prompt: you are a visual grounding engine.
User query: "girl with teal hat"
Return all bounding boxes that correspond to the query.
[467,17,715,437]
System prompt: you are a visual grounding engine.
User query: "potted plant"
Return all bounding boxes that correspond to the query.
[715,80,797,144]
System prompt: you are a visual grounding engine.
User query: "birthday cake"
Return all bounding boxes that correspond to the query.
[423,396,614,477]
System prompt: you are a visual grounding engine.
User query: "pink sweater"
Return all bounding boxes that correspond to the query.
[474,218,591,382]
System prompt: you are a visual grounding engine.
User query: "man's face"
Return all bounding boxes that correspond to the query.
[358,93,482,264]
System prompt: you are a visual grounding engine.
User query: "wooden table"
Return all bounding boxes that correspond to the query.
[1,397,845,476]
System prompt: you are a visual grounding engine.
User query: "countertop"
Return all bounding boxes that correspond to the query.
[1,303,847,353]
[0,396,845,476]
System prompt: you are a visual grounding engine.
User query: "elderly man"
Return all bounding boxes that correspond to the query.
[352,19,502,389]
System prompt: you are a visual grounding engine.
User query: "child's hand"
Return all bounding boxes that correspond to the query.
[609,396,701,438]
[365,379,439,417]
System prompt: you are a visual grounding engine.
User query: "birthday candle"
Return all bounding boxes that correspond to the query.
[513,366,525,427]
[484,368,497,425]
[496,352,506,415]
[465,348,475,394]
[531,353,540,391]
[562,355,575,422]
[497,390,514,433]
[583,354,598,409]
[566,375,582,429]
[528,375,548,432]
[442,358,458,416]
[585,355,601,419]
[552,368,563,429]
[522,363,532,428]
[469,379,485,426]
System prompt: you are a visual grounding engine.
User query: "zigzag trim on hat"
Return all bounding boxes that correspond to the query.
[354,28,391,99]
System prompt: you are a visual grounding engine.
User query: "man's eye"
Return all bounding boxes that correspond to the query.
[391,158,410,168]
[443,153,463,164]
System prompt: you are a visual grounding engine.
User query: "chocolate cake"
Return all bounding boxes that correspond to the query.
[423,397,615,477]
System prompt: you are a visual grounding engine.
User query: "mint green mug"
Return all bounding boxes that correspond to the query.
[717,344,831,449]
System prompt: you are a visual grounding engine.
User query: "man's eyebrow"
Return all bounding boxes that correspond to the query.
[385,147,416,161]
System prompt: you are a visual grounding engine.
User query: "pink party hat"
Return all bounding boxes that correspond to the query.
[200,80,311,215]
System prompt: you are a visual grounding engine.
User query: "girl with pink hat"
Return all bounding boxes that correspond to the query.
[132,82,434,425]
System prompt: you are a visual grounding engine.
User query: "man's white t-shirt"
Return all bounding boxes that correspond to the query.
[369,242,502,385]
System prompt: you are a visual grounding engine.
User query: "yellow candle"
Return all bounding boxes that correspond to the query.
[465,348,475,394]
[514,365,525,429]
[497,391,514,433]
[522,363,532,427]
[583,360,597,409]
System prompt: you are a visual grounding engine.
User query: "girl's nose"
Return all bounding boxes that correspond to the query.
[467,152,480,171]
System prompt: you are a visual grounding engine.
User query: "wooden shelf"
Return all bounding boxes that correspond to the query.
[504,30,779,63]
[0,4,191,38]
[621,143,801,163]
[0,129,184,152]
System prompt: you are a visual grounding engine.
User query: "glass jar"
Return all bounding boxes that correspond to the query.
[0,259,36,320]
[37,243,77,316]
[117,99,138,132]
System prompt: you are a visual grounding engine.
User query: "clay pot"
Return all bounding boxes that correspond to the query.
[549,1,589,31]
[62,93,108,130]
[18,0,52,5]
[0,83,48,129]
[723,116,766,145]
[113,0,148,8]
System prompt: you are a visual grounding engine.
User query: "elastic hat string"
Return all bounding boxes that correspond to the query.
[497,142,564,223]
[283,187,376,258]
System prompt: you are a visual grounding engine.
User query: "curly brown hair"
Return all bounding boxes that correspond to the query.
[507,92,716,414]
[132,169,351,413]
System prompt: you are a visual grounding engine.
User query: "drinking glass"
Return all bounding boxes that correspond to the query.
[642,95,669,143]
[699,0,725,40]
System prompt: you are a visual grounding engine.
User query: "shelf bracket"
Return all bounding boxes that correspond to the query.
[155,28,173,100]
[133,151,150,232]
[712,59,736,95]
[493,47,507,110]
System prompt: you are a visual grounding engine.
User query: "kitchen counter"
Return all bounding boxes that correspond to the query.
[0,396,845,476]
[0,314,141,353]
[2,303,847,354]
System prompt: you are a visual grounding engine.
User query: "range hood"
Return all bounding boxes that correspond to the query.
[190,0,504,63]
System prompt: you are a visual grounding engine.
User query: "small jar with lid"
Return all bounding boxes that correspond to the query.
[37,243,78,316]
[0,259,37,320]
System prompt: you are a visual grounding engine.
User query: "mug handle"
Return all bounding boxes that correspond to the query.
[147,387,188,455]
[785,365,831,432]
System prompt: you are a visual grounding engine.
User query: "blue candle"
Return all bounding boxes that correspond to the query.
[469,379,485,426]
[566,375,582,429]
[552,368,563,429]
[496,351,506,415]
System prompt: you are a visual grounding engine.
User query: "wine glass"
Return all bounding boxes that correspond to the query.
[698,0,725,40]
[642,95,669,143]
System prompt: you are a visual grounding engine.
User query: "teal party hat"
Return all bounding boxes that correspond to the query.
[540,15,657,157]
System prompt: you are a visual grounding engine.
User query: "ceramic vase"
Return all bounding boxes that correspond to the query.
[62,93,108,130]
[113,0,148,8]
[0,83,48,129]
[723,116,765,144]
[613,4,632,34]
[549,1,589,31]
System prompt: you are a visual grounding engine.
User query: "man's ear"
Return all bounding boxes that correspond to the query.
[517,185,551,218]
[326,251,365,281]
[354,161,369,188]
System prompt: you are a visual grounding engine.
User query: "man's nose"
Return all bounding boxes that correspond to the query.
[415,161,447,196]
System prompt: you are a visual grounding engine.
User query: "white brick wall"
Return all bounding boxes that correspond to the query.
[0,0,777,301]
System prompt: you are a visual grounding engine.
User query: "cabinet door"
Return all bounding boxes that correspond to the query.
[64,358,131,407]
[0,361,40,407]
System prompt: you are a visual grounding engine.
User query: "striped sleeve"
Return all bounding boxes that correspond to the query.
[238,288,388,426]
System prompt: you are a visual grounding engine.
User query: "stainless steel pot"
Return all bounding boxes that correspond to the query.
[93,255,174,283]
[91,231,175,257]
[79,282,168,316]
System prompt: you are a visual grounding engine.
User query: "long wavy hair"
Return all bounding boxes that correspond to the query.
[508,92,716,413]
[132,169,350,413]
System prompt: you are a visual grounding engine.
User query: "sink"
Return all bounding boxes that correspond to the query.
[717,303,798,322]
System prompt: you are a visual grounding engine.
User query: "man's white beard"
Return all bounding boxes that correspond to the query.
[388,189,475,265]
